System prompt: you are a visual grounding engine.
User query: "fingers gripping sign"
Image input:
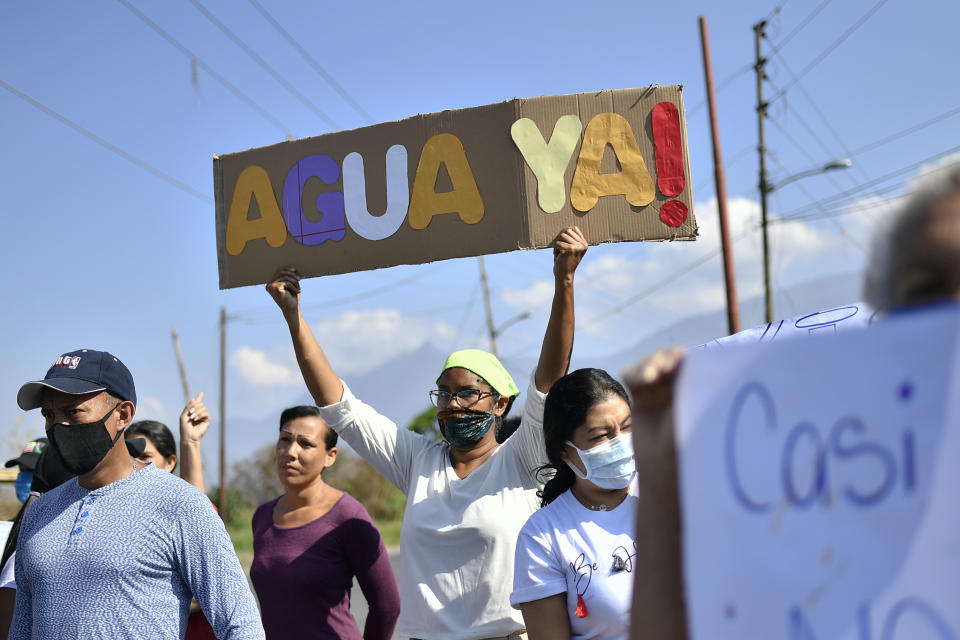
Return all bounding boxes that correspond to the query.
[552,225,588,282]
[267,266,302,315]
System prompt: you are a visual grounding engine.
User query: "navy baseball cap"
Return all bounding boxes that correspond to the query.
[17,349,137,410]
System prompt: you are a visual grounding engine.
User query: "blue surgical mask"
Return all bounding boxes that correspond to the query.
[438,410,496,448]
[14,471,34,503]
[565,432,635,490]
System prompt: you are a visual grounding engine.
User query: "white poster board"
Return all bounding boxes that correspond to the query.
[696,302,876,351]
[676,304,960,639]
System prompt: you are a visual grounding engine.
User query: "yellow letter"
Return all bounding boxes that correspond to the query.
[226,165,287,255]
[511,115,582,213]
[408,134,484,230]
[569,113,654,212]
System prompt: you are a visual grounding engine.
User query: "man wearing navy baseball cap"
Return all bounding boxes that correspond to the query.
[9,349,264,640]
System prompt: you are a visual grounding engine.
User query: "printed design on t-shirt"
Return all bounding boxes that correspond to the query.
[569,552,598,618]
[610,541,638,574]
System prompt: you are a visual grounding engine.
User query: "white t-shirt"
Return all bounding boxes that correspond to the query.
[511,483,638,640]
[318,375,548,640]
[0,553,15,589]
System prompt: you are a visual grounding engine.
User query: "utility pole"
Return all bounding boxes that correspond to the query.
[477,256,499,358]
[218,306,227,523]
[754,20,774,324]
[700,16,741,335]
[170,329,191,404]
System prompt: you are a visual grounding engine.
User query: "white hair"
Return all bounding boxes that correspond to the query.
[863,164,960,311]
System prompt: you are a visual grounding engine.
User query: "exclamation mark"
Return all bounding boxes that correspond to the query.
[651,101,688,227]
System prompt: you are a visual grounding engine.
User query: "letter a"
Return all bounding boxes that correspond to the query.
[511,115,582,213]
[226,165,287,255]
[408,134,484,230]
[569,113,655,212]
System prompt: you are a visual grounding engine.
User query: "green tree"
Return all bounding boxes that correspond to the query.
[406,406,441,441]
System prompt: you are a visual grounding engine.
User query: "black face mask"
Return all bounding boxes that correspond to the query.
[46,403,123,476]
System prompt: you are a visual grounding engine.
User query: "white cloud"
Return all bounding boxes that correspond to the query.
[308,309,455,375]
[231,346,300,387]
[501,280,553,311]
[137,395,167,420]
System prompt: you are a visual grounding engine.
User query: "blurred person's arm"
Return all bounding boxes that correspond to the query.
[625,347,689,640]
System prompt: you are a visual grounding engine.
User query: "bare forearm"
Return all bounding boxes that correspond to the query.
[535,275,575,393]
[631,488,687,639]
[630,404,688,640]
[284,308,344,406]
[179,440,205,493]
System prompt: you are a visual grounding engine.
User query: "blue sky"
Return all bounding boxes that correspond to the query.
[2,0,958,474]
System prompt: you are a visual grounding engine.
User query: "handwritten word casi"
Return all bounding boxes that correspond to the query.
[724,382,917,513]
[224,108,682,256]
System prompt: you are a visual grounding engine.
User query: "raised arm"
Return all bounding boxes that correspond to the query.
[179,391,210,492]
[266,266,344,406]
[624,347,689,640]
[534,226,587,393]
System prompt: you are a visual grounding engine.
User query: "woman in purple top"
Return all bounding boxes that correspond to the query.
[250,405,400,640]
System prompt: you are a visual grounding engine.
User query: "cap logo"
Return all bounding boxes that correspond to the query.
[52,355,81,370]
[23,441,43,454]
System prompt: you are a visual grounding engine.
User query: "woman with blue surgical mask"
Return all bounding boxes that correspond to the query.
[511,368,637,640]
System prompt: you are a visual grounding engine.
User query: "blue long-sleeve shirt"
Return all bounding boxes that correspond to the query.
[11,463,264,640]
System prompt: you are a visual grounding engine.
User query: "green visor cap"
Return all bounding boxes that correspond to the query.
[437,349,519,398]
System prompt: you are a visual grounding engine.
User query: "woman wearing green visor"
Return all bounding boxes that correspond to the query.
[267,226,587,640]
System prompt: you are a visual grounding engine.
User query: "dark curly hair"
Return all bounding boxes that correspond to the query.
[537,368,630,506]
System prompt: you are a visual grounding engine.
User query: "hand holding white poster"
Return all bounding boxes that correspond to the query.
[676,305,960,639]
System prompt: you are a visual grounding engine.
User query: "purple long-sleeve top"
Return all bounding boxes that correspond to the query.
[251,492,400,640]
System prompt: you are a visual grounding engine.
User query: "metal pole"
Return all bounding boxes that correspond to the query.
[218,307,227,523]
[699,16,741,335]
[477,256,499,358]
[170,329,191,404]
[754,20,773,323]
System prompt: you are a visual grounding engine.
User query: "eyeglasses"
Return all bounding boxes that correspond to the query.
[429,389,499,409]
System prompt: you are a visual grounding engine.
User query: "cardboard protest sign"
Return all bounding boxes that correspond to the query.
[214,86,695,289]
[676,306,960,639]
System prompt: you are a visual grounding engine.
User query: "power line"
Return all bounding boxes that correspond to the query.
[188,0,340,130]
[847,105,960,157]
[773,146,960,221]
[687,64,753,117]
[768,153,865,253]
[247,0,376,125]
[115,0,294,139]
[769,0,889,104]
[693,144,755,196]
[230,265,444,324]
[767,0,834,54]
[763,0,791,23]
[0,78,212,204]
[765,50,874,194]
[579,232,749,332]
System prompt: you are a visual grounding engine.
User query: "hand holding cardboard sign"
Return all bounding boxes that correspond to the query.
[552,226,587,283]
[266,266,302,317]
